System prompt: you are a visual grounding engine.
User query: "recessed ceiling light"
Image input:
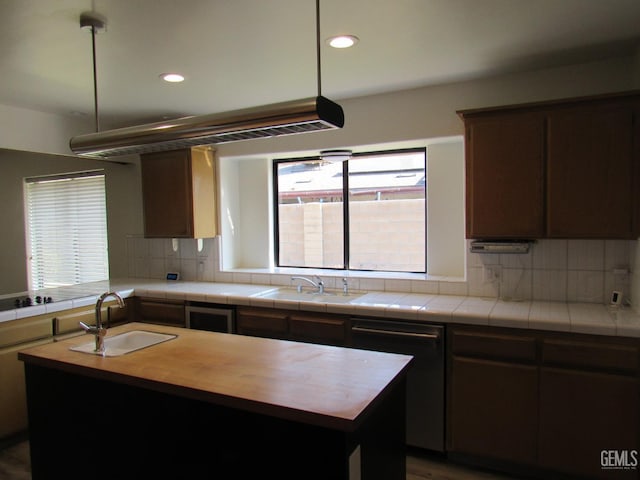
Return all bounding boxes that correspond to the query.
[327,35,359,49]
[160,73,185,83]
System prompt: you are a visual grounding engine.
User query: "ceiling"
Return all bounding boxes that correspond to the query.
[2,0,640,129]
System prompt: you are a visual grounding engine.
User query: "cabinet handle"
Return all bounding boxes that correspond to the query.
[352,326,440,341]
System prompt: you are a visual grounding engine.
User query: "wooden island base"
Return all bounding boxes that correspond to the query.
[24,363,406,480]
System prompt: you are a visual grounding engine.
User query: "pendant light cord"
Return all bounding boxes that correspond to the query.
[90,25,100,132]
[80,13,105,133]
[316,0,322,98]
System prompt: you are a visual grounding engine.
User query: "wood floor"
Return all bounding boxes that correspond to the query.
[0,442,29,480]
[0,441,522,480]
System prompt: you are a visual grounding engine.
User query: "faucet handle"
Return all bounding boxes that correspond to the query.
[79,321,105,336]
[79,321,96,333]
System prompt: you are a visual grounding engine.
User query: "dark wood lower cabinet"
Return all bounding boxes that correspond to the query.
[134,297,185,327]
[449,357,538,465]
[23,363,406,480]
[448,325,640,480]
[539,368,639,479]
[236,307,289,340]
[236,307,348,346]
[289,312,348,346]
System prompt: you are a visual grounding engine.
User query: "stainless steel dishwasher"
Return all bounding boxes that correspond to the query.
[351,318,445,452]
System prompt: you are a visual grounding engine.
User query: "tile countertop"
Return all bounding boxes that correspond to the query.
[1,278,639,338]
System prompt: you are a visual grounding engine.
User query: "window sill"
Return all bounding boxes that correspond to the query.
[217,266,466,295]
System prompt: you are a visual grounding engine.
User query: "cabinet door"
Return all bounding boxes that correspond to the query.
[236,307,289,340]
[464,112,545,238]
[135,298,185,327]
[108,298,131,327]
[547,104,635,238]
[0,338,53,439]
[449,357,538,465]
[141,149,194,238]
[539,368,639,479]
[289,313,347,346]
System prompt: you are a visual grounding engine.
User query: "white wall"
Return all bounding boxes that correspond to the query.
[216,56,634,160]
[0,104,93,156]
[427,141,465,277]
[216,55,636,281]
[0,149,143,295]
[2,54,639,300]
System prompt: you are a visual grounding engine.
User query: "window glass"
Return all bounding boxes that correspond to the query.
[348,151,425,272]
[25,171,109,289]
[275,149,426,273]
[276,160,344,268]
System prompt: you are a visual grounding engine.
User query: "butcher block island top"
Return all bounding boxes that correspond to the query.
[18,322,412,432]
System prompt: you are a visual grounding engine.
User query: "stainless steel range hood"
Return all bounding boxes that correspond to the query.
[70,96,344,159]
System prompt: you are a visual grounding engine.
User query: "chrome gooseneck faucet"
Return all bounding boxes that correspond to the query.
[291,275,325,294]
[79,291,125,354]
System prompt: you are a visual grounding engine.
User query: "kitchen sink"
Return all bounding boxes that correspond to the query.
[70,330,177,357]
[254,288,364,304]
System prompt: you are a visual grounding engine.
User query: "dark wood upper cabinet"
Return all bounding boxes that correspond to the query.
[464,112,545,238]
[546,103,635,238]
[141,147,217,238]
[459,91,640,239]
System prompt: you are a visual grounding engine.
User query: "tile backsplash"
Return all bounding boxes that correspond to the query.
[126,236,635,305]
[467,239,634,304]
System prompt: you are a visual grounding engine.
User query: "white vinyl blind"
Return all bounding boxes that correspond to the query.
[25,171,109,290]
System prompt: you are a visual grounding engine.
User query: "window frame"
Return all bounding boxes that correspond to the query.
[272,147,426,273]
[24,170,109,290]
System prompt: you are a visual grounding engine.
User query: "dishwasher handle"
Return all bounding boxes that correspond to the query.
[351,326,440,341]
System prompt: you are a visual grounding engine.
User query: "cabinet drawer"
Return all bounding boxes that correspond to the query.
[452,329,537,362]
[289,314,347,345]
[236,308,288,334]
[0,316,53,348]
[54,307,107,335]
[136,298,185,327]
[542,339,639,373]
[108,302,130,325]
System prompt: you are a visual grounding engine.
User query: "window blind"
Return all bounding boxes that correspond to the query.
[25,171,109,289]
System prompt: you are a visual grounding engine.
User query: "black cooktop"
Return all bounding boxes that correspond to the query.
[0,295,54,312]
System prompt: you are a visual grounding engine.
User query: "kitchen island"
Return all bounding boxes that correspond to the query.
[18,322,412,480]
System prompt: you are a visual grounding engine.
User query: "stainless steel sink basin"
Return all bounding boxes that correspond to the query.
[254,288,364,304]
[70,330,177,357]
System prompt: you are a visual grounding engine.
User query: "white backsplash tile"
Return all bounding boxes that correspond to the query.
[604,240,631,271]
[180,258,197,280]
[567,270,605,303]
[125,236,636,305]
[133,257,149,278]
[384,279,412,292]
[500,251,532,269]
[179,239,197,260]
[134,237,149,258]
[466,266,498,297]
[568,239,604,271]
[148,258,166,279]
[532,239,567,270]
[532,270,567,302]
[499,268,532,302]
[165,257,181,274]
[438,280,468,296]
[149,238,165,258]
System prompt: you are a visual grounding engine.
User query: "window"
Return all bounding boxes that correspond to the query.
[25,171,109,289]
[274,149,426,273]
